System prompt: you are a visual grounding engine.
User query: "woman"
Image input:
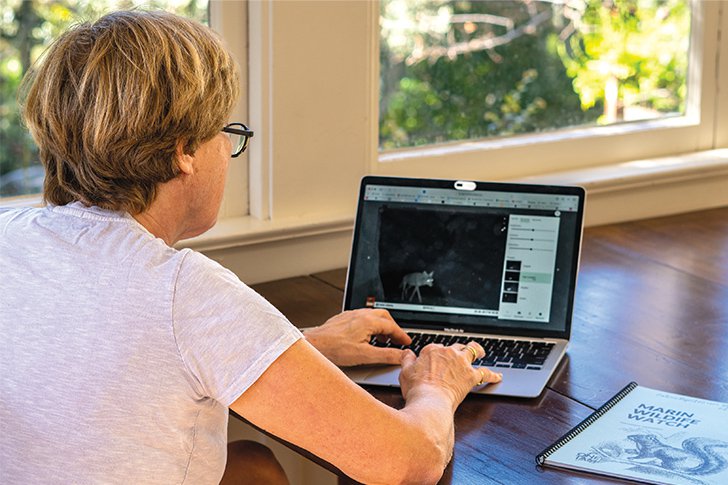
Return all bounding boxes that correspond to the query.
[0,10,501,484]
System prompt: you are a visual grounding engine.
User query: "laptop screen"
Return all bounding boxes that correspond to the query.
[344,177,585,339]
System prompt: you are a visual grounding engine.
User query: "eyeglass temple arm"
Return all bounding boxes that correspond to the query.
[223,127,254,137]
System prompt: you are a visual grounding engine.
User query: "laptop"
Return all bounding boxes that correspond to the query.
[341,176,585,398]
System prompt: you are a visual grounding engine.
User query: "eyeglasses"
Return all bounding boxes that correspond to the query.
[222,123,254,158]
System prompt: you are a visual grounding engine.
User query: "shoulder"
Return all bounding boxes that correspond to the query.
[172,249,283,320]
[170,250,301,404]
[176,249,238,284]
[173,249,250,302]
[0,206,40,232]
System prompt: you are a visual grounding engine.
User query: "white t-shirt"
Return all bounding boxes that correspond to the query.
[0,203,302,484]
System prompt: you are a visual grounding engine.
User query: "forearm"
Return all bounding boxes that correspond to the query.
[233,340,450,485]
[394,385,459,484]
[347,390,455,485]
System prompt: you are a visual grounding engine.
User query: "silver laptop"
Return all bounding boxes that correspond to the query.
[341,176,585,398]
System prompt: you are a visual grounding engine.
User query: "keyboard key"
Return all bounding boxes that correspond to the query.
[369,331,555,365]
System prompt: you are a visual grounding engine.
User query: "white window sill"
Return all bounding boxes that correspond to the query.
[379,115,697,163]
[521,148,728,193]
[182,148,728,253]
[4,148,727,255]
[178,212,355,252]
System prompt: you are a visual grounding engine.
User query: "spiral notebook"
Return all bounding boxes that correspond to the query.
[536,383,728,485]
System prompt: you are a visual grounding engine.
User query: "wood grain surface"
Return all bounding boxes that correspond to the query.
[247,207,728,484]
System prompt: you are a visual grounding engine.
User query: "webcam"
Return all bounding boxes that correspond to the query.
[454,180,477,191]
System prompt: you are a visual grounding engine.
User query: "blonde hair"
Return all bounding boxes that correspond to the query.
[19,10,239,213]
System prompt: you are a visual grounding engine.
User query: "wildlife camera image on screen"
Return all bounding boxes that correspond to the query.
[377,206,508,312]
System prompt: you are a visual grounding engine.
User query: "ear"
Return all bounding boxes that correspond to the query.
[175,141,195,175]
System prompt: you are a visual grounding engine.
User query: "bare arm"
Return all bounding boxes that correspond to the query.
[230,338,501,484]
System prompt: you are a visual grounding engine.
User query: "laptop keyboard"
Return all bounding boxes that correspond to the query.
[370,332,554,370]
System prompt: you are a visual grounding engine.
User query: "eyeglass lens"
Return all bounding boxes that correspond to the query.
[227,132,246,157]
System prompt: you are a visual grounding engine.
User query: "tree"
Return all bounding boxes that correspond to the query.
[379,0,689,150]
[558,0,689,123]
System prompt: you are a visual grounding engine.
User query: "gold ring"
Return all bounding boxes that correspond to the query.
[477,369,485,386]
[465,346,478,363]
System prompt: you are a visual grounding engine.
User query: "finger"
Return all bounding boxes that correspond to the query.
[400,349,416,371]
[464,341,485,360]
[457,343,484,364]
[419,343,444,355]
[351,308,412,345]
[365,310,412,345]
[363,346,408,366]
[460,345,479,363]
[388,330,413,346]
[398,349,417,397]
[473,367,503,386]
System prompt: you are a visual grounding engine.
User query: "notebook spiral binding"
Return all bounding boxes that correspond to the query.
[535,381,638,465]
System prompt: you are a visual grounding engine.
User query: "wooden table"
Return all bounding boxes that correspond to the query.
[247,207,728,484]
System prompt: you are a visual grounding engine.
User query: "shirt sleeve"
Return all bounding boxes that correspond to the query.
[171,250,302,407]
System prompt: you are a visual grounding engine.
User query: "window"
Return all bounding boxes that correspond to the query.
[247,1,725,226]
[6,1,723,229]
[379,0,691,150]
[0,0,209,200]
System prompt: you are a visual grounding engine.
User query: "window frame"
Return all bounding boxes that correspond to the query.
[2,1,724,284]
[372,0,719,180]
[210,0,250,219]
[245,0,726,227]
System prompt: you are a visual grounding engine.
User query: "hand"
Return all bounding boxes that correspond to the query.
[399,343,503,411]
[303,309,412,367]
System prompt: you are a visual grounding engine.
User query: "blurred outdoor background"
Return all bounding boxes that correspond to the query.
[1,0,690,197]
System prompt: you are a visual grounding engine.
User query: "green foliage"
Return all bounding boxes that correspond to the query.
[0,0,208,197]
[1,0,693,195]
[379,0,689,150]
[559,0,689,121]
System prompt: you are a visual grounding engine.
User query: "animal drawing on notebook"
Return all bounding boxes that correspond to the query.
[400,271,434,303]
[627,434,728,476]
[574,433,728,484]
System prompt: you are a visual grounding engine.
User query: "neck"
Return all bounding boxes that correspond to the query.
[132,179,192,246]
[133,210,179,246]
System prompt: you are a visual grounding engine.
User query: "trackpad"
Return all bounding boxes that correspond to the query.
[343,366,376,382]
[363,365,401,386]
